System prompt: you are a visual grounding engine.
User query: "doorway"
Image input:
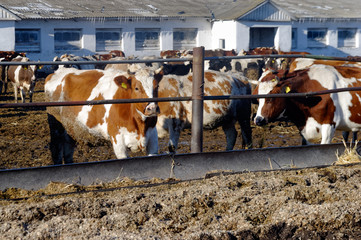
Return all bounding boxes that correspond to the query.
[250,27,276,49]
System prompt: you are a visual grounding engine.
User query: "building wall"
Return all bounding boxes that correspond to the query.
[6,17,361,61]
[211,20,238,50]
[291,21,361,57]
[235,21,292,52]
[0,20,15,51]
[14,18,212,61]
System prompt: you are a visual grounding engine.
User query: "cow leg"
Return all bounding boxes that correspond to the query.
[48,113,75,164]
[321,124,335,144]
[222,123,237,151]
[13,84,18,103]
[111,137,128,159]
[167,119,183,153]
[342,131,358,143]
[29,81,36,103]
[63,134,75,164]
[351,131,357,145]
[20,87,26,103]
[342,131,350,142]
[48,114,64,164]
[238,117,252,149]
[145,127,159,156]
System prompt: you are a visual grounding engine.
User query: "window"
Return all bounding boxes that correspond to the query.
[292,28,297,49]
[15,29,41,52]
[135,28,160,51]
[307,28,327,48]
[54,29,82,51]
[173,28,197,50]
[338,28,356,48]
[96,28,122,52]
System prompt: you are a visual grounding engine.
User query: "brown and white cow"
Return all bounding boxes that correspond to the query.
[45,66,163,164]
[253,64,361,144]
[7,56,40,103]
[289,58,361,73]
[0,51,27,94]
[157,70,252,152]
[288,58,361,142]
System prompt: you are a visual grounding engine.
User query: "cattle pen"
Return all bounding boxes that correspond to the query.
[0,47,360,191]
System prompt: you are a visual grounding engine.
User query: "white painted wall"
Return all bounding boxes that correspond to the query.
[291,21,361,57]
[3,17,361,63]
[211,20,238,50]
[0,20,15,51]
[14,18,212,61]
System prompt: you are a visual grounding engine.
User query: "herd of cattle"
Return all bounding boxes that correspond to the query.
[0,48,361,165]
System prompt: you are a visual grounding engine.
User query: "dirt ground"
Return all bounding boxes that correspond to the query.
[0,78,360,239]
[0,79,346,170]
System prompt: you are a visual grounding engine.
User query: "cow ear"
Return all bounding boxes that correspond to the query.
[114,75,131,90]
[154,66,164,82]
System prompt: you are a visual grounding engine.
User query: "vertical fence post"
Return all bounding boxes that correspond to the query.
[191,46,204,153]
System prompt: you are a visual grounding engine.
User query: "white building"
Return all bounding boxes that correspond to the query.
[0,0,360,61]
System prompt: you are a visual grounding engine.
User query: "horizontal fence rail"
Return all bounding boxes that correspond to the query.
[1,54,361,66]
[2,88,361,109]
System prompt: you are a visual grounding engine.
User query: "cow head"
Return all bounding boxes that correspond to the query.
[124,67,164,121]
[253,69,289,126]
[254,69,322,126]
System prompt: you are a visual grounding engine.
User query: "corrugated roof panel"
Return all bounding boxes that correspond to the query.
[0,0,360,21]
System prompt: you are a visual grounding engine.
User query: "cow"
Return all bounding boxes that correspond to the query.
[93,50,126,69]
[160,49,238,75]
[0,51,27,94]
[289,58,361,73]
[160,50,193,76]
[157,70,252,152]
[44,66,163,164]
[52,54,97,70]
[52,51,126,71]
[253,64,361,145]
[288,58,361,143]
[7,56,40,103]
[274,51,311,70]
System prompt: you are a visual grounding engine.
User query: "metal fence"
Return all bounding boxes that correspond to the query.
[1,47,361,153]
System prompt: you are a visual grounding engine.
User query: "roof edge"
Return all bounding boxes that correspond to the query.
[238,0,297,21]
[0,6,20,20]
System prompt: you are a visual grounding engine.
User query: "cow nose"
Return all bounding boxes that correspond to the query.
[254,116,266,126]
[145,103,159,115]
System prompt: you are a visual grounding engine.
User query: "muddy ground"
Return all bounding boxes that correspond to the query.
[0,78,360,239]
